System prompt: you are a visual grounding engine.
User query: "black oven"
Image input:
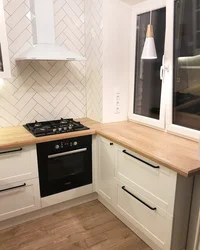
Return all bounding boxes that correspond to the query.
[37,135,92,197]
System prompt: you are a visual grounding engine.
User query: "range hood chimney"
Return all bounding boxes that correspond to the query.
[16,0,85,61]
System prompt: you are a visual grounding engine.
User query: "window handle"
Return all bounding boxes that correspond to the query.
[160,55,165,80]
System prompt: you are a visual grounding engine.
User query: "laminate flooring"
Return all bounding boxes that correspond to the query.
[0,200,151,250]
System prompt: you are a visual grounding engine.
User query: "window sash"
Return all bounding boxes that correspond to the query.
[165,0,200,141]
[128,0,167,130]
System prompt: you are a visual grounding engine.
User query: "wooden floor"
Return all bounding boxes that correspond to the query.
[0,200,151,250]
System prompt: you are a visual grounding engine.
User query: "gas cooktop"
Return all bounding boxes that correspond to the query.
[24,118,89,137]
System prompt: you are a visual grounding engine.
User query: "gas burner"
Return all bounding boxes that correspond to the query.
[60,118,70,124]
[24,118,89,137]
[34,121,42,128]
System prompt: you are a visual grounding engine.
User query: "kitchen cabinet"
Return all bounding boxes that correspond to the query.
[97,135,194,250]
[98,137,115,204]
[0,178,41,222]
[116,147,177,215]
[116,179,172,250]
[0,0,10,78]
[0,146,39,186]
[0,145,41,222]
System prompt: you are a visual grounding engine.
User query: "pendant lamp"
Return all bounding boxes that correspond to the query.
[141,11,157,60]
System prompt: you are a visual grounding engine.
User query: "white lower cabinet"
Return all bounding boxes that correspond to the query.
[0,145,38,186]
[97,136,193,250]
[0,145,41,222]
[98,136,115,204]
[116,179,172,250]
[116,146,177,215]
[0,178,41,222]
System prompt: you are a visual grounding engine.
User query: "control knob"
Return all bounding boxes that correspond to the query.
[55,144,60,150]
[73,141,78,146]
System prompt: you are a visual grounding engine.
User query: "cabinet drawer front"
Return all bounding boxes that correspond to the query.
[0,145,38,185]
[0,179,41,221]
[116,147,177,214]
[117,181,172,249]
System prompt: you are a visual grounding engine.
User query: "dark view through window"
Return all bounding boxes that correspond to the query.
[134,8,166,120]
[173,0,200,131]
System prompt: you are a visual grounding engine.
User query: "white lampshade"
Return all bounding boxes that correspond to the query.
[141,24,157,60]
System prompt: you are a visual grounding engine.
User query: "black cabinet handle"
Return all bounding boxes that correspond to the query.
[110,143,114,146]
[0,183,26,193]
[0,148,22,155]
[122,150,159,169]
[122,186,156,211]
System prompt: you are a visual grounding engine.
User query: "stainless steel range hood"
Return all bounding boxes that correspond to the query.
[16,0,85,61]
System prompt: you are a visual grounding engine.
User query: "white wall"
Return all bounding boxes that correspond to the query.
[0,0,86,127]
[102,0,132,123]
[85,0,132,123]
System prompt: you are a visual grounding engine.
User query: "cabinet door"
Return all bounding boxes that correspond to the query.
[98,137,115,204]
[0,178,41,222]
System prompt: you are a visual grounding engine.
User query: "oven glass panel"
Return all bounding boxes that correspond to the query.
[48,152,85,182]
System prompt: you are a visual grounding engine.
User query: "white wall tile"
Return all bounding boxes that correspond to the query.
[0,0,86,127]
[85,0,103,122]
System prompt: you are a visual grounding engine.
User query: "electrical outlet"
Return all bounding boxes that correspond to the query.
[114,91,120,114]
[115,106,120,114]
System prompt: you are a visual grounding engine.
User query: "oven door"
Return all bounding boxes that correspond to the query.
[48,148,89,180]
[37,140,92,197]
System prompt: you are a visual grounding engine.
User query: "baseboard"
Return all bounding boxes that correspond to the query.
[0,192,97,231]
[41,184,93,208]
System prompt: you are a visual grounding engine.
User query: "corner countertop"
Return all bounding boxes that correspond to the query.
[0,118,199,177]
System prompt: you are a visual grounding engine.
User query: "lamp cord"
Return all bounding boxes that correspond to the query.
[150,11,152,24]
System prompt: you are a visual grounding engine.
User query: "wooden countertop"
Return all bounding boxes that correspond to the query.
[0,118,97,150]
[0,118,199,177]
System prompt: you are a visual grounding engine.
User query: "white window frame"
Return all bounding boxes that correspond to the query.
[128,0,167,131]
[165,0,200,141]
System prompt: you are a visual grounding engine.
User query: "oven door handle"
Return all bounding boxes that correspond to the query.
[48,148,87,159]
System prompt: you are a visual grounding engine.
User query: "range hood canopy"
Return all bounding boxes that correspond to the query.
[16,0,85,61]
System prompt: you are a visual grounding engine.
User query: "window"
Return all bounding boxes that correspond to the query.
[129,0,200,141]
[134,8,166,120]
[129,0,166,129]
[173,0,200,132]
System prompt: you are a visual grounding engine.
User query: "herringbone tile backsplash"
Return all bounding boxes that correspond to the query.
[0,0,87,127]
[85,0,103,123]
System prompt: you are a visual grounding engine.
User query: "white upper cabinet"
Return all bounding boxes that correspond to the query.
[129,0,167,130]
[0,0,10,78]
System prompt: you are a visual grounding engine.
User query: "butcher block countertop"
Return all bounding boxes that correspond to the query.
[0,118,199,177]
